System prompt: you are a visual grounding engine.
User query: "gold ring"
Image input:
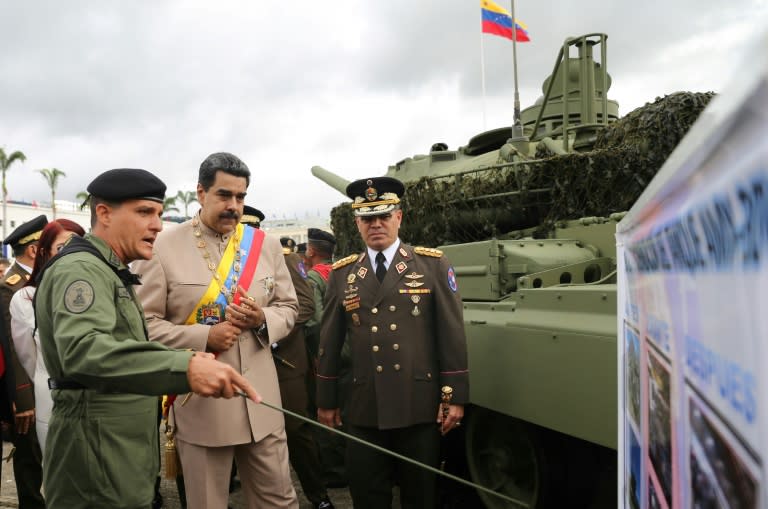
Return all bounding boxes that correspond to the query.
[247,295,255,302]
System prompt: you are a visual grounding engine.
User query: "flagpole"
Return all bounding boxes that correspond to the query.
[510,0,524,140]
[480,27,487,130]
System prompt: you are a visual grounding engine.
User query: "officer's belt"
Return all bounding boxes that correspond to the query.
[48,378,87,390]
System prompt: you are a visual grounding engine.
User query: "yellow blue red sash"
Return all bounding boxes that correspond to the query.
[185,223,265,325]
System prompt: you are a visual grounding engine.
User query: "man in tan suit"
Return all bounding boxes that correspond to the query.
[134,152,299,509]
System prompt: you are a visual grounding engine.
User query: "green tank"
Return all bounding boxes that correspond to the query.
[313,34,713,509]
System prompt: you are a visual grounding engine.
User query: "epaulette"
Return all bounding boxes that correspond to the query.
[332,254,359,270]
[5,274,22,286]
[414,247,443,258]
[282,247,292,255]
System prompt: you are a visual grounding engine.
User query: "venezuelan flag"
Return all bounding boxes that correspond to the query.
[481,0,530,42]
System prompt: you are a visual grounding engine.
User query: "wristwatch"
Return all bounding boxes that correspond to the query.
[256,321,268,337]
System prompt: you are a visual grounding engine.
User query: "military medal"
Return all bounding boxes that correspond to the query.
[347,274,356,284]
[197,303,223,325]
[395,261,407,274]
[344,295,361,311]
[405,280,424,288]
[263,276,275,296]
[411,295,421,316]
[357,267,368,279]
[405,272,424,280]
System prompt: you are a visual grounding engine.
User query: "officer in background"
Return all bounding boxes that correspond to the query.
[296,243,308,264]
[241,205,265,229]
[0,214,47,508]
[316,177,468,509]
[303,228,348,489]
[262,234,333,508]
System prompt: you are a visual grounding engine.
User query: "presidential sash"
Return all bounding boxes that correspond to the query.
[185,223,265,326]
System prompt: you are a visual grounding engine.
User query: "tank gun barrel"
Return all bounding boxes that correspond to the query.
[311,166,351,197]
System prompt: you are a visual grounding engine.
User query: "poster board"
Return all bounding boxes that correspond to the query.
[616,29,768,509]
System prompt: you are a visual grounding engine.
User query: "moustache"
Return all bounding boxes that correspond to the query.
[220,211,240,220]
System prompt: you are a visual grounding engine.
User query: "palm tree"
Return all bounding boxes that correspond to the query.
[76,191,90,210]
[0,147,27,242]
[163,195,179,215]
[37,168,66,219]
[176,190,198,219]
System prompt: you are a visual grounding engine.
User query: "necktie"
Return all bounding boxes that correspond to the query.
[375,252,387,282]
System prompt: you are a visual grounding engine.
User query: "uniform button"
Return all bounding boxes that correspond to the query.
[372,345,379,352]
[376,365,383,373]
[372,307,378,314]
[394,364,401,371]
[427,372,432,379]
[371,326,378,333]
[390,324,397,331]
[393,344,400,351]
[319,348,324,357]
[389,305,396,312]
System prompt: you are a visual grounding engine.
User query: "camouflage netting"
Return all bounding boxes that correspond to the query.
[330,91,715,256]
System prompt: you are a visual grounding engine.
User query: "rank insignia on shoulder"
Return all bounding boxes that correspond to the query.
[5,274,21,285]
[332,254,359,270]
[414,247,443,258]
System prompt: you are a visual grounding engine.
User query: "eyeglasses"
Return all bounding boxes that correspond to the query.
[359,213,393,224]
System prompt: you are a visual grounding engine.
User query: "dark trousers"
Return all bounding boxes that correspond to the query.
[13,426,45,509]
[280,376,327,505]
[347,423,440,509]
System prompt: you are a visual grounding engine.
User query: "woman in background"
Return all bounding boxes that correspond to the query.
[10,218,85,454]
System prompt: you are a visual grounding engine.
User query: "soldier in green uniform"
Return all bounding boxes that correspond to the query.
[304,228,335,356]
[0,214,47,508]
[35,168,260,509]
[316,177,469,509]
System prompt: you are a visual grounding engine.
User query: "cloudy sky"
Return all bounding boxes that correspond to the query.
[1,0,765,220]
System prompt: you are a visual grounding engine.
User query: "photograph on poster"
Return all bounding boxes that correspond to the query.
[688,393,758,509]
[649,478,663,509]
[627,425,642,509]
[626,323,642,427]
[647,350,673,505]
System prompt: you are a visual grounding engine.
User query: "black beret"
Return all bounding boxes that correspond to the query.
[280,237,296,249]
[296,242,307,255]
[87,168,166,204]
[3,214,48,247]
[241,205,265,227]
[345,177,405,217]
[308,228,336,245]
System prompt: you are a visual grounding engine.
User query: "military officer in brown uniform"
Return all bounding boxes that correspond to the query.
[0,214,47,508]
[316,177,468,509]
